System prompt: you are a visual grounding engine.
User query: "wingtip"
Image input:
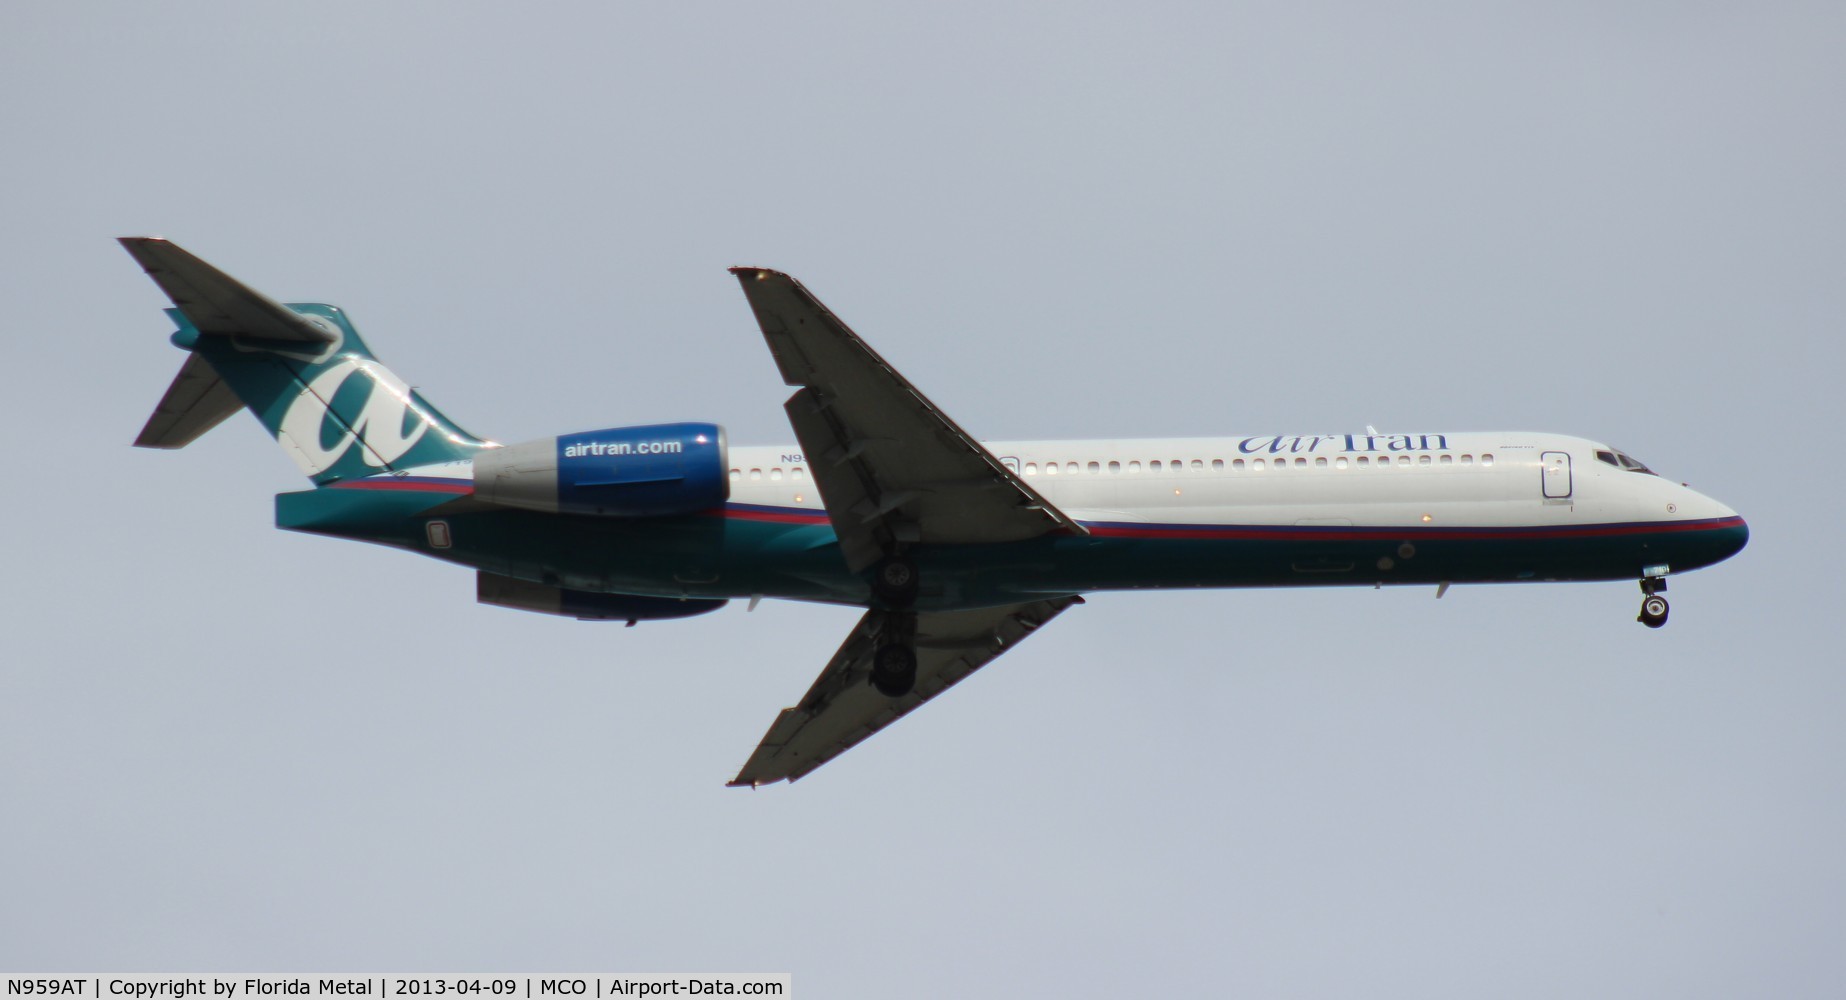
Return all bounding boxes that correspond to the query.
[117,236,181,269]
[728,266,789,282]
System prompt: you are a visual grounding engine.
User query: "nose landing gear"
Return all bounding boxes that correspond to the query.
[1637,577,1669,629]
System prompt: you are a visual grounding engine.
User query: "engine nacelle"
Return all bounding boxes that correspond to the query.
[477,572,727,623]
[473,421,728,517]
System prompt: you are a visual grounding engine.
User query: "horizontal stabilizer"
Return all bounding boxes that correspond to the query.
[118,237,338,345]
[134,353,242,449]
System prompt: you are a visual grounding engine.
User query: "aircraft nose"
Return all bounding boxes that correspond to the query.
[1695,498,1748,565]
[1672,484,1747,567]
[1722,513,1750,560]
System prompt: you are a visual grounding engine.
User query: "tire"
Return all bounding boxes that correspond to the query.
[870,643,918,697]
[871,557,919,607]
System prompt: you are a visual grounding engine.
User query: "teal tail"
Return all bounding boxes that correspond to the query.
[124,238,489,484]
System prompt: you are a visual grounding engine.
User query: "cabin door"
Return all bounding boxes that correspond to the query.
[1541,451,1573,499]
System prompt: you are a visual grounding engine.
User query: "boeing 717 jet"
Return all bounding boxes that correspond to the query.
[123,238,1749,785]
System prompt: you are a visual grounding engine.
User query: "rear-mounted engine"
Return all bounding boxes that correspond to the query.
[473,421,728,517]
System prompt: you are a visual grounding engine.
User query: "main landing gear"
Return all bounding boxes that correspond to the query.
[870,555,919,607]
[1637,577,1670,629]
[867,556,921,696]
[871,642,919,697]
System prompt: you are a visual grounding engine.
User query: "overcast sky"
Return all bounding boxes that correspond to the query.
[4,3,1843,996]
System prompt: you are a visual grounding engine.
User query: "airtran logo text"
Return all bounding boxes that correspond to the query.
[1237,434,1451,455]
[564,439,685,458]
[277,357,435,476]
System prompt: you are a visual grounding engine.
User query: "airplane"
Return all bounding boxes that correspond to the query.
[122,237,1749,786]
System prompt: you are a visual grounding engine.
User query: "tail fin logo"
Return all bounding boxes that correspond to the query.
[277,357,434,477]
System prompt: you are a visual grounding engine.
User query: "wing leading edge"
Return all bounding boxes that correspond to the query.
[728,597,1083,787]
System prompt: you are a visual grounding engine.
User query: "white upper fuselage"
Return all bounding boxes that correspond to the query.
[724,431,1738,531]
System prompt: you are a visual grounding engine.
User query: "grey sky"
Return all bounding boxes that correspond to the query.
[3,2,1843,996]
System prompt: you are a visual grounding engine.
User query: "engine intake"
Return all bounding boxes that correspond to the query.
[473,421,728,517]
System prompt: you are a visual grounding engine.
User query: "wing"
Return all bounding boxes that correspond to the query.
[729,267,1084,572]
[728,597,1082,787]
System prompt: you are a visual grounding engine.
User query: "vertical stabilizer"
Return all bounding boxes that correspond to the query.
[123,238,489,483]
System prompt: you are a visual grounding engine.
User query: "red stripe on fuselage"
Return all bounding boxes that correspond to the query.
[1083,515,1745,542]
[717,503,831,525]
[329,478,473,495]
[715,504,1742,542]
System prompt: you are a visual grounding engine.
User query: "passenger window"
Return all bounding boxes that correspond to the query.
[1067,462,1079,475]
[1150,461,1162,472]
[1128,461,1141,473]
[1292,457,1305,467]
[749,469,762,481]
[1025,463,1037,475]
[1088,462,1100,474]
[1190,459,1203,471]
[1232,459,1245,470]
[1356,456,1369,467]
[1418,455,1430,466]
[1439,455,1452,466]
[1397,455,1411,467]
[1482,453,1495,467]
[793,467,807,480]
[1315,457,1327,467]
[1461,454,1472,465]
[1211,459,1224,471]
[1335,457,1348,469]
[770,468,783,480]
[1108,461,1121,474]
[1253,459,1265,470]
[1046,463,1059,475]
[729,469,741,481]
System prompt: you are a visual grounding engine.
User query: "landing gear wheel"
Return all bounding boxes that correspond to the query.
[1638,594,1669,629]
[870,644,918,697]
[870,557,919,607]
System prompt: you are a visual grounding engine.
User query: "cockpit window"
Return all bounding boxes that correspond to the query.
[1598,447,1656,475]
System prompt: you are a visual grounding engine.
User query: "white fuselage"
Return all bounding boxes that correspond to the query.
[723,431,1737,532]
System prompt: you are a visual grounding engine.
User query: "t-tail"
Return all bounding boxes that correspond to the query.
[124,237,490,483]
